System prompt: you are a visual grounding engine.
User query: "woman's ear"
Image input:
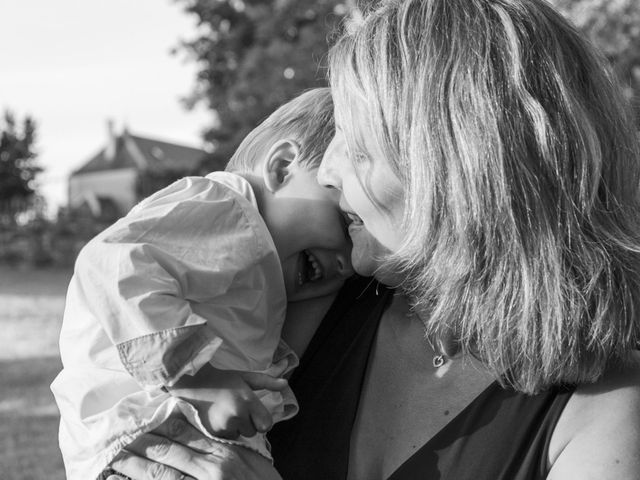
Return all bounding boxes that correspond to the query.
[263,139,301,193]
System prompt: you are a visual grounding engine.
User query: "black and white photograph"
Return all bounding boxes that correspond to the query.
[1,1,639,479]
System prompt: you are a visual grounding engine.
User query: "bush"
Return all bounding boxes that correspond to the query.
[0,210,113,268]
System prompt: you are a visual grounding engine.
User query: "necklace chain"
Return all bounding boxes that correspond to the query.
[433,354,446,368]
[404,307,448,369]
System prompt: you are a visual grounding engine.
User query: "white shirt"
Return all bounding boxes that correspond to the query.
[51,172,298,480]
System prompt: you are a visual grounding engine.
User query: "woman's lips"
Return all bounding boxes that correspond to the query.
[343,211,364,236]
[341,209,363,226]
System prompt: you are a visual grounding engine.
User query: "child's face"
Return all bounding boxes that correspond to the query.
[264,164,354,302]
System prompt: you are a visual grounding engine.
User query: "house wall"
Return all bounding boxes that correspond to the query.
[68,168,138,215]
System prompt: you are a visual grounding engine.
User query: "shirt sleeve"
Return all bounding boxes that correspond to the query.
[74,176,264,389]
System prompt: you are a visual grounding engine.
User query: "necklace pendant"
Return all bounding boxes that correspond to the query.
[433,354,446,368]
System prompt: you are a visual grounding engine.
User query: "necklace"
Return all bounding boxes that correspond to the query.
[432,353,447,368]
[403,305,449,369]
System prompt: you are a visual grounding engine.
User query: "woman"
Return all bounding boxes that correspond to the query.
[109,0,640,478]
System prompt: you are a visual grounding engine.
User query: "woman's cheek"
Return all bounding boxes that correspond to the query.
[362,179,405,251]
[359,211,403,253]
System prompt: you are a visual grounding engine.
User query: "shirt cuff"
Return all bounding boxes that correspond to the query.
[116,320,223,389]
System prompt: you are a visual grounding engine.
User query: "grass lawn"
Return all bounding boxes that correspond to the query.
[0,267,72,480]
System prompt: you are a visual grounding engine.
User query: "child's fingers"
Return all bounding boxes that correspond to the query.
[214,417,244,440]
[249,400,274,434]
[235,423,257,438]
[240,371,288,392]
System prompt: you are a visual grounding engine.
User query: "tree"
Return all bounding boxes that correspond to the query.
[550,0,640,123]
[174,0,353,171]
[0,111,41,223]
[174,0,640,168]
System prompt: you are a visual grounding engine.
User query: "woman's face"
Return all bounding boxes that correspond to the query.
[317,105,405,277]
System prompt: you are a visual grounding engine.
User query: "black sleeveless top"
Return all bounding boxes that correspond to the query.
[269,277,574,480]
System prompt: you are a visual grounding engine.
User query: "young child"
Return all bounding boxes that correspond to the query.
[51,88,353,480]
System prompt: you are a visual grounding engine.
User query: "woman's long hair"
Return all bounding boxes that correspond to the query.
[329,0,640,393]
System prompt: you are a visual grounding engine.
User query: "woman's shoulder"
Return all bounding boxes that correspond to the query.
[547,351,640,479]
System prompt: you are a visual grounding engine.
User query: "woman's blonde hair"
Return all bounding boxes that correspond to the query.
[329,0,640,393]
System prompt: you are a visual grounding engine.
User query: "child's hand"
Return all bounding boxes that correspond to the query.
[168,364,289,440]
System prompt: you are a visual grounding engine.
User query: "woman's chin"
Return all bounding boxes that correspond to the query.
[348,227,393,278]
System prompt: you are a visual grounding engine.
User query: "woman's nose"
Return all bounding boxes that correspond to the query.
[317,138,342,189]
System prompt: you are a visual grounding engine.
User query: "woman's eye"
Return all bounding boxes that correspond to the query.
[352,151,370,165]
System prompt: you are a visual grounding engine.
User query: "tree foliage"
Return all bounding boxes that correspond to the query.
[0,111,41,222]
[550,0,640,121]
[175,0,351,171]
[175,0,640,170]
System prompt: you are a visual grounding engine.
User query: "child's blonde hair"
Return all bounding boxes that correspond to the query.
[226,88,334,174]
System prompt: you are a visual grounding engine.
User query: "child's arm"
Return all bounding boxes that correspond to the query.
[56,175,286,479]
[168,362,289,439]
[76,175,280,392]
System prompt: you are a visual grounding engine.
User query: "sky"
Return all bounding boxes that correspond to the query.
[0,0,212,212]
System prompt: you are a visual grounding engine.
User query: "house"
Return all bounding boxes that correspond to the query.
[68,123,208,219]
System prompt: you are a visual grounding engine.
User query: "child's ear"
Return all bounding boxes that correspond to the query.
[263,139,301,193]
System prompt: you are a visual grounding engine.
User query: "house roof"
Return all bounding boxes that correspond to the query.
[72,130,206,175]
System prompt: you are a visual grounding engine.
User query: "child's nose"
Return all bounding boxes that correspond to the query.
[336,250,354,278]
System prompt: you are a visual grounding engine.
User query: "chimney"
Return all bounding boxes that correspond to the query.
[105,119,117,162]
